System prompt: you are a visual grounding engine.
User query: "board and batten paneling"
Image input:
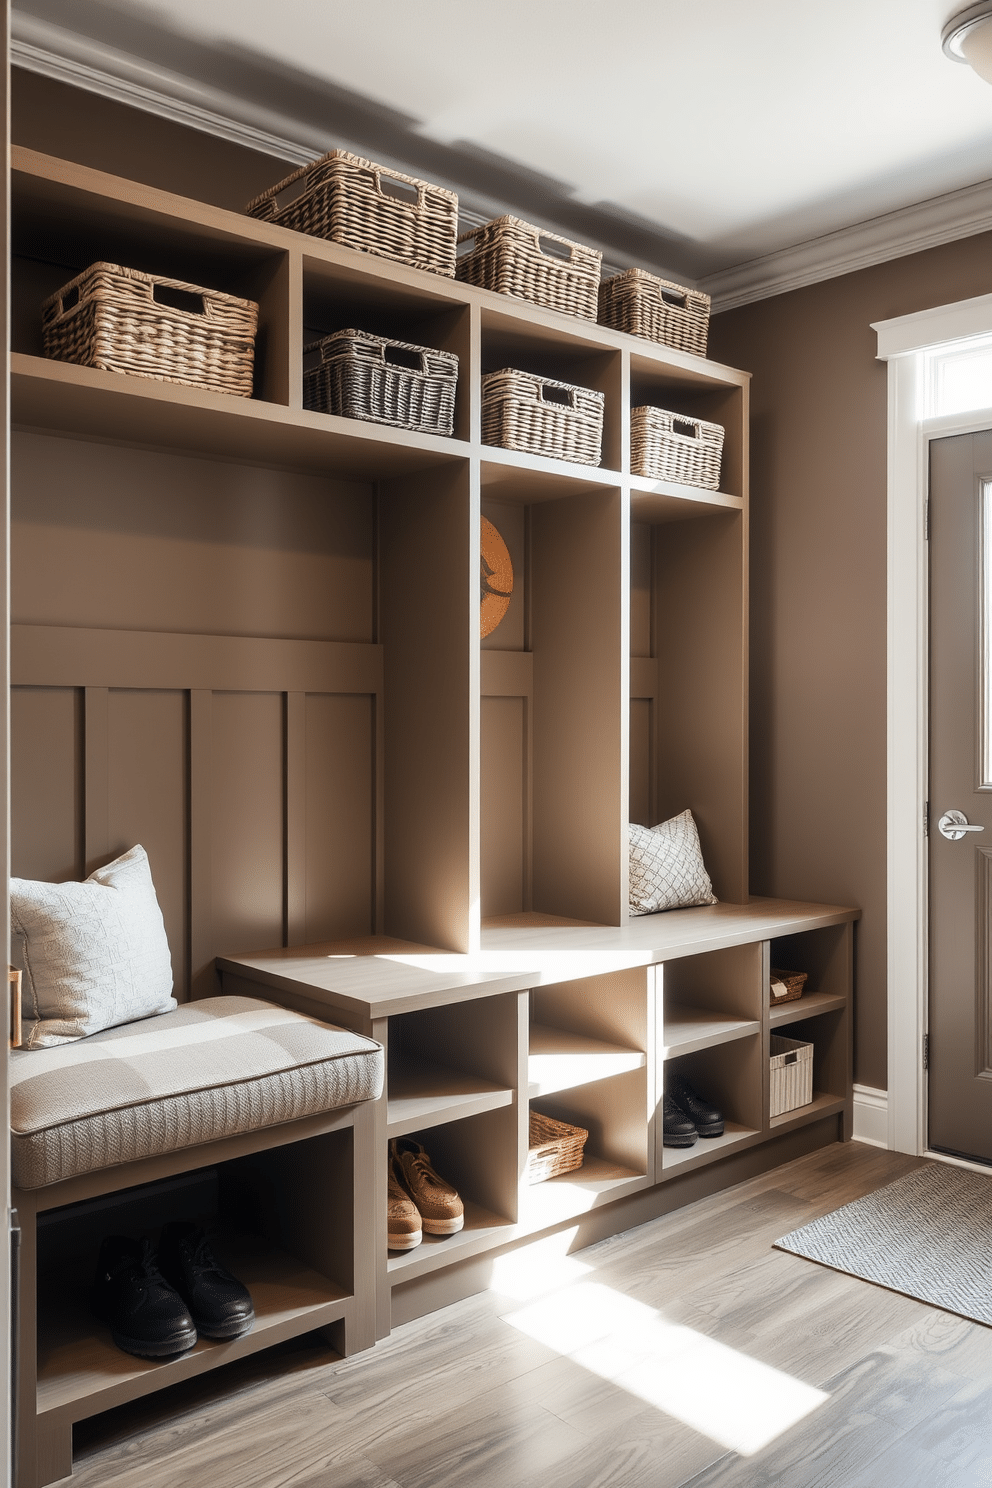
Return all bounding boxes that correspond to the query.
[10,626,382,1000]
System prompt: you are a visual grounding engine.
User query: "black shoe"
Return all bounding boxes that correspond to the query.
[662,1092,698,1147]
[158,1223,255,1341]
[92,1235,198,1358]
[668,1076,724,1138]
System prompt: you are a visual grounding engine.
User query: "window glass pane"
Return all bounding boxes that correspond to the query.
[929,338,992,418]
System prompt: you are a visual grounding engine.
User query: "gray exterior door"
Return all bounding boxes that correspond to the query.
[929,428,992,1164]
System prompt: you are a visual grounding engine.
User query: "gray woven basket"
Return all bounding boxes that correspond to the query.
[41,263,258,398]
[769,1036,814,1118]
[247,150,458,278]
[482,368,604,465]
[630,406,724,489]
[598,269,710,356]
[303,329,458,435]
[456,216,602,320]
[526,1108,588,1184]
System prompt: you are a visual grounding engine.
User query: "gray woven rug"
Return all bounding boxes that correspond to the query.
[775,1162,992,1327]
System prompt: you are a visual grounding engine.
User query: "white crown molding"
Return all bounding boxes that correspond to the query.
[701,178,992,313]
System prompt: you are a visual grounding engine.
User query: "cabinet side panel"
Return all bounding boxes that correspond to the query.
[480,694,527,917]
[655,512,747,903]
[10,685,82,881]
[531,488,624,924]
[304,691,375,942]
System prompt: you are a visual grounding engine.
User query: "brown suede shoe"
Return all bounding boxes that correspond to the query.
[390,1138,464,1235]
[387,1154,423,1250]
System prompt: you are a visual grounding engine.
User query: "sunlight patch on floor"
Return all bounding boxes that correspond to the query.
[505,1280,828,1455]
[489,1229,594,1301]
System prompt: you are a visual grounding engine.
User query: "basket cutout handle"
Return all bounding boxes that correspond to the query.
[272,174,312,211]
[541,383,575,408]
[536,233,573,262]
[782,1051,798,1064]
[153,283,206,317]
[60,285,80,315]
[369,169,423,209]
[385,344,427,374]
[660,287,687,309]
[672,415,699,439]
[456,233,478,259]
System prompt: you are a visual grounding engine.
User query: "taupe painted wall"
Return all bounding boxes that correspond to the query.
[711,235,992,1090]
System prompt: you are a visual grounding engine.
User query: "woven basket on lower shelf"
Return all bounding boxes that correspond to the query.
[482,368,604,465]
[456,216,602,320]
[598,268,710,357]
[769,1035,814,1118]
[41,263,259,398]
[526,1109,588,1184]
[303,329,459,435]
[769,968,808,1005]
[630,406,724,489]
[246,150,458,277]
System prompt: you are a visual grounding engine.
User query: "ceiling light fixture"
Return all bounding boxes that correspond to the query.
[943,2,992,82]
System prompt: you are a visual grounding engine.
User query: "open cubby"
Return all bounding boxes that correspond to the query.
[661,1036,763,1172]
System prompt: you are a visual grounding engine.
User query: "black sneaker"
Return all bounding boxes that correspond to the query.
[662,1092,698,1147]
[93,1235,198,1358]
[668,1076,725,1138]
[158,1223,255,1341]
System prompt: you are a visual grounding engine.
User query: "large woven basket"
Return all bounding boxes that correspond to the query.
[769,1036,814,1118]
[482,368,604,465]
[456,216,602,320]
[246,151,458,277]
[41,263,258,398]
[769,968,808,1005]
[630,406,724,489]
[303,329,458,435]
[598,269,710,357]
[526,1108,588,1184]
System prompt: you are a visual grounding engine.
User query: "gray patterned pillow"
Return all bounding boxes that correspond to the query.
[628,811,718,917]
[11,845,176,1049]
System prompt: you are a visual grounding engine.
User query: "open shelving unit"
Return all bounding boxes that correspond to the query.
[8,138,856,1482]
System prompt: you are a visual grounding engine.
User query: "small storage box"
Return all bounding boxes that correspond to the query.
[526,1108,588,1184]
[598,268,710,357]
[482,368,604,465]
[456,216,602,320]
[769,1035,814,1117]
[303,329,459,435]
[630,406,724,489]
[770,968,808,1005]
[41,263,259,398]
[246,150,459,278]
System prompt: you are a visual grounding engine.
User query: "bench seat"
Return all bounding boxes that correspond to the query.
[10,995,384,1189]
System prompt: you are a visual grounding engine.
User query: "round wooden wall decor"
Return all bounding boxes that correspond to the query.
[480,516,513,638]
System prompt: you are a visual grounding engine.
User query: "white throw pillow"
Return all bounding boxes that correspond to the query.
[11,845,176,1048]
[628,810,718,916]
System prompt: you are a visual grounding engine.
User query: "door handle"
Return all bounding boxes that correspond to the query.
[938,809,986,840]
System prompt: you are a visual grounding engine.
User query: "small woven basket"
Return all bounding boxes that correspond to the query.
[41,263,258,398]
[246,150,458,277]
[769,968,808,1005]
[526,1108,588,1184]
[769,1035,814,1118]
[630,406,724,489]
[456,216,602,320]
[598,268,710,357]
[303,329,459,435]
[482,368,604,465]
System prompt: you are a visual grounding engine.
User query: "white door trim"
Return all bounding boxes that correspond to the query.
[874,291,992,1155]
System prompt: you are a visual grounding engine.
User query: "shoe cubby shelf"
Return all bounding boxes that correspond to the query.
[661,1123,760,1173]
[386,1058,514,1137]
[770,991,848,1027]
[662,1007,761,1058]
[528,1023,646,1096]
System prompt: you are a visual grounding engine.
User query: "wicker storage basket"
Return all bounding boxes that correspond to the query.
[526,1108,589,1184]
[769,1035,814,1118]
[482,368,604,465]
[769,968,808,1005]
[456,217,602,320]
[246,151,458,277]
[303,329,458,435]
[41,263,258,398]
[630,406,724,489]
[598,268,710,357]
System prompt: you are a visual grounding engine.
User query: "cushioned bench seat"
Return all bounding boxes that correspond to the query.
[10,995,384,1189]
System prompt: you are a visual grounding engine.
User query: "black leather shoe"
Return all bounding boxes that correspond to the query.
[668,1076,724,1137]
[663,1092,698,1147]
[158,1223,255,1341]
[93,1235,198,1358]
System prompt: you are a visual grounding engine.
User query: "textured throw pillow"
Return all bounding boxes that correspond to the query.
[628,810,718,917]
[11,845,176,1049]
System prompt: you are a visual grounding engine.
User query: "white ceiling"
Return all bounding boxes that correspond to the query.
[12,0,992,293]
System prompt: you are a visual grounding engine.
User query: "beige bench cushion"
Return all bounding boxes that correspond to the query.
[10,995,384,1189]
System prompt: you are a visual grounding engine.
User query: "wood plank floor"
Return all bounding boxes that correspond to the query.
[62,1143,992,1488]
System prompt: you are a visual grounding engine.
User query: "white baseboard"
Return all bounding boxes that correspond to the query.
[852,1084,889,1148]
